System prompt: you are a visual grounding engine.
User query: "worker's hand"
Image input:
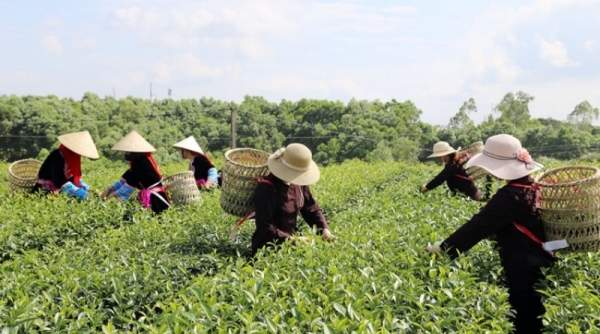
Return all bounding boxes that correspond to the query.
[100,187,113,199]
[289,236,310,245]
[421,184,428,193]
[322,228,334,242]
[425,242,442,254]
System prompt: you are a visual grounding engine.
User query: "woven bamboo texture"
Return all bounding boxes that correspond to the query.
[220,148,271,217]
[163,171,202,206]
[537,165,600,253]
[8,159,42,192]
[456,141,489,181]
[456,141,483,165]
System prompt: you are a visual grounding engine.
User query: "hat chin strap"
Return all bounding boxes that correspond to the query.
[282,158,309,172]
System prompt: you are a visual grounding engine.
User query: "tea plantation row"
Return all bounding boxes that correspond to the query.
[0,159,598,333]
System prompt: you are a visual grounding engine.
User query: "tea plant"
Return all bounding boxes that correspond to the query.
[0,159,597,333]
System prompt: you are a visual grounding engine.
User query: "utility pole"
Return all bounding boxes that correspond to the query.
[150,83,153,100]
[230,107,237,149]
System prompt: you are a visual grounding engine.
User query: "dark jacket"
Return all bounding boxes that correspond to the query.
[426,160,480,199]
[252,174,328,254]
[35,149,72,189]
[122,155,169,214]
[191,154,215,181]
[440,176,551,263]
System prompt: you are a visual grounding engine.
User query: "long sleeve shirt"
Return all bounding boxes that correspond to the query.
[37,149,72,188]
[252,174,328,253]
[440,177,552,264]
[121,155,169,214]
[122,155,162,189]
[426,160,480,199]
[191,154,215,181]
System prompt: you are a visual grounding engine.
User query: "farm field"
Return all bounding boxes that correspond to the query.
[1,159,599,333]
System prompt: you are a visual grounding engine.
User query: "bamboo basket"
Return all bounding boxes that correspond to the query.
[8,159,42,192]
[537,165,600,253]
[220,148,271,217]
[456,141,489,181]
[163,171,202,206]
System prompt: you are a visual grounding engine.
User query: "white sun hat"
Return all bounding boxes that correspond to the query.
[111,130,156,153]
[267,143,320,186]
[57,130,99,159]
[466,134,543,180]
[427,141,456,158]
[172,136,204,155]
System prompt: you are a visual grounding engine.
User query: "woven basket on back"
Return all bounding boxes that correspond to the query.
[8,159,42,192]
[220,148,271,217]
[537,165,600,253]
[163,171,202,206]
[456,141,489,181]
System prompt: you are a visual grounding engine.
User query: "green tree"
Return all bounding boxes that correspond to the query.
[449,97,476,129]
[495,91,534,126]
[567,100,599,130]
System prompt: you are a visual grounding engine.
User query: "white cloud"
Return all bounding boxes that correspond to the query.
[114,6,141,27]
[129,71,146,85]
[150,53,238,84]
[108,0,417,60]
[387,6,418,14]
[40,35,63,54]
[585,40,597,49]
[41,16,64,29]
[73,37,97,49]
[170,9,212,30]
[520,77,600,120]
[221,1,298,36]
[255,74,362,97]
[239,38,271,60]
[539,38,579,67]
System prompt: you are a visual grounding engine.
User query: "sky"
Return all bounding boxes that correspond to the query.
[0,0,599,126]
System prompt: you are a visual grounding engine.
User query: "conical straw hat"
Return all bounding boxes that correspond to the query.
[172,136,204,155]
[111,130,156,152]
[57,130,99,159]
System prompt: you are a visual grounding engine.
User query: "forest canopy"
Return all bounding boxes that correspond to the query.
[0,92,598,165]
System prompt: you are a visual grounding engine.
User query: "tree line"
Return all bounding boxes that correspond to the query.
[0,91,598,165]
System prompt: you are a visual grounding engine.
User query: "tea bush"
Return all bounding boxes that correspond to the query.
[0,160,598,333]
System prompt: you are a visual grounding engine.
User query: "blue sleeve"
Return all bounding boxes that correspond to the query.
[111,179,126,191]
[208,167,218,182]
[79,179,91,191]
[61,181,88,200]
[115,182,136,201]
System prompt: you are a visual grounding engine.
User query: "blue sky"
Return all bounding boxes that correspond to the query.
[0,0,599,125]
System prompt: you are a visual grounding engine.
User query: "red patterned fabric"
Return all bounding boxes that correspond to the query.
[59,145,81,187]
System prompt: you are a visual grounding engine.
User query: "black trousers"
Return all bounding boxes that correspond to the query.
[149,191,170,214]
[504,257,546,334]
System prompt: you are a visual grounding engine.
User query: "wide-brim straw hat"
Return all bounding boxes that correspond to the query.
[427,141,456,158]
[58,130,99,159]
[466,134,543,180]
[267,143,320,186]
[111,130,156,153]
[173,136,204,155]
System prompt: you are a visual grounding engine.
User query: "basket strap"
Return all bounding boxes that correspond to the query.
[508,182,542,208]
[454,174,473,181]
[512,222,543,246]
[254,176,274,187]
[512,222,567,253]
[231,211,256,241]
